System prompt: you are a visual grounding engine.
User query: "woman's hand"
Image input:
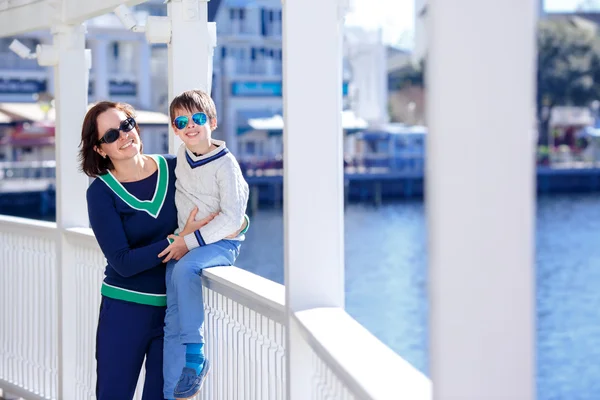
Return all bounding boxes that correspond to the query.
[181,207,218,236]
[158,235,188,263]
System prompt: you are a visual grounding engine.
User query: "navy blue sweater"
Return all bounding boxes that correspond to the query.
[86,154,178,306]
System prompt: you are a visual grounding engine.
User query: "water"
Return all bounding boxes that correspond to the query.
[235,194,600,399]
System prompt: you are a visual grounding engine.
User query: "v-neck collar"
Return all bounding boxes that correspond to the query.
[185,140,229,169]
[98,154,169,218]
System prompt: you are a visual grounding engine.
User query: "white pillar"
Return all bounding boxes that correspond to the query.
[136,40,152,109]
[91,38,109,101]
[51,23,90,400]
[427,1,536,399]
[283,0,347,398]
[167,0,215,154]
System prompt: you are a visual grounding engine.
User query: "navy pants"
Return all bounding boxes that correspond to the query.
[96,296,166,400]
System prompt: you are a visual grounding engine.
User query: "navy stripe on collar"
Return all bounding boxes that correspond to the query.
[185,147,229,169]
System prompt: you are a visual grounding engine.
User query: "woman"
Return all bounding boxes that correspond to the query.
[79,101,243,399]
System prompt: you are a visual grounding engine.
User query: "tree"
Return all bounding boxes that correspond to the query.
[536,19,600,145]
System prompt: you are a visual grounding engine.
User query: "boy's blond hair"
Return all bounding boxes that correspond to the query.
[169,89,217,124]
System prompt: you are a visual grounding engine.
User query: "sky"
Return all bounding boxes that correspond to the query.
[346,0,589,49]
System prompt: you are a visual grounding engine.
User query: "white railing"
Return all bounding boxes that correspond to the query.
[0,215,429,399]
[0,216,58,400]
[295,308,431,400]
[201,267,286,400]
[0,215,288,400]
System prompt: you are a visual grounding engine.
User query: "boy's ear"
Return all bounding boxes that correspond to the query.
[210,118,218,130]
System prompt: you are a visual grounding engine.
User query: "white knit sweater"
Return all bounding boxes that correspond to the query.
[174,140,249,250]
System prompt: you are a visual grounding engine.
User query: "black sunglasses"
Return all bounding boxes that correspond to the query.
[97,117,136,145]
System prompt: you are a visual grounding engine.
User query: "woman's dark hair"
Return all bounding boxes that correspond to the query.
[79,101,142,177]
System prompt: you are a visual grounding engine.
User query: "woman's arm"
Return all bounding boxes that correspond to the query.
[159,210,249,262]
[87,185,170,278]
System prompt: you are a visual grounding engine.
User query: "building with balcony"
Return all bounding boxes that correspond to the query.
[0,0,389,161]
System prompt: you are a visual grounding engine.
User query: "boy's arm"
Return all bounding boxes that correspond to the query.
[183,158,249,250]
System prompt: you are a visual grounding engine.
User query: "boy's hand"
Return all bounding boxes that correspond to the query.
[159,235,189,263]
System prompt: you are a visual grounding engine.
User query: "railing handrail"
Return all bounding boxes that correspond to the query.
[294,307,431,400]
[59,228,286,324]
[61,226,287,324]
[63,226,97,247]
[203,266,286,324]
[0,214,57,237]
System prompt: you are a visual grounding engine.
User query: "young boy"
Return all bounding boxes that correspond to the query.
[159,89,249,399]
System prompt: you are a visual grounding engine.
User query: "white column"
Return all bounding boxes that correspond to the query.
[283,0,347,398]
[427,1,536,399]
[136,40,152,109]
[51,23,90,400]
[167,0,215,154]
[91,38,109,101]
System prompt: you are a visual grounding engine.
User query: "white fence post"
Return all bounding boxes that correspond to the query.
[167,0,215,154]
[52,23,91,400]
[427,0,536,399]
[282,0,349,398]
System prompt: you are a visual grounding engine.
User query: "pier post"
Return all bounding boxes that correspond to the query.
[251,185,259,215]
[374,181,382,206]
[274,182,282,209]
[283,0,348,398]
[427,1,536,399]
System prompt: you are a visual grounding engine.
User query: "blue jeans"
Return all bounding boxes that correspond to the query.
[163,239,240,399]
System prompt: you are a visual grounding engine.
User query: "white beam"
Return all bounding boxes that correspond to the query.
[64,0,146,25]
[0,0,147,38]
[427,1,536,399]
[283,0,347,398]
[0,0,53,37]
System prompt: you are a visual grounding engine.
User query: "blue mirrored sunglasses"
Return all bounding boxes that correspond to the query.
[173,112,208,130]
